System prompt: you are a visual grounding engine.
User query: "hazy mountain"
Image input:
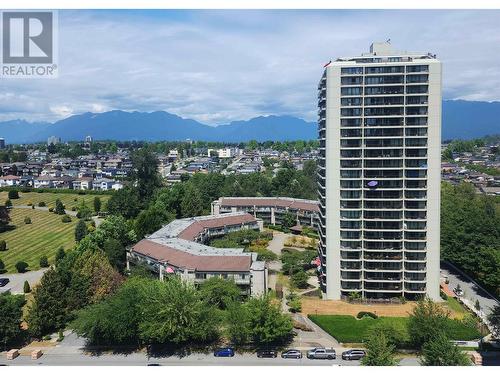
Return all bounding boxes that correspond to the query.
[0,100,498,144]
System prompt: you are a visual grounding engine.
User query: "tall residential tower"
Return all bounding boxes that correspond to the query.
[317,42,441,300]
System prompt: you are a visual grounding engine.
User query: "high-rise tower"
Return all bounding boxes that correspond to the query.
[317,42,441,301]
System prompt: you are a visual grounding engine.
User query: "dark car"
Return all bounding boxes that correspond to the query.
[256,350,277,358]
[281,349,302,359]
[0,278,9,287]
[214,347,235,357]
[342,349,366,360]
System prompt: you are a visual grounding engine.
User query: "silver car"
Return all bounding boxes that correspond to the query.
[306,347,336,360]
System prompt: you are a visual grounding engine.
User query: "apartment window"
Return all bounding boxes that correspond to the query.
[341,129,362,137]
[365,75,404,85]
[406,96,428,105]
[341,87,363,96]
[341,149,362,158]
[341,211,362,219]
[341,139,362,148]
[365,66,404,74]
[364,107,404,116]
[365,86,404,95]
[341,97,362,106]
[341,220,362,228]
[406,74,428,83]
[341,108,362,117]
[407,65,429,73]
[341,67,363,75]
[405,138,427,147]
[364,128,403,137]
[341,118,362,127]
[365,118,403,127]
[341,76,363,85]
[340,170,362,178]
[341,160,362,168]
[341,180,362,188]
[364,96,404,106]
[406,85,428,94]
[406,107,428,116]
[406,117,428,126]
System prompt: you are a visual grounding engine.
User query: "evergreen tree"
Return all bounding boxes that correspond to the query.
[180,184,203,217]
[0,292,25,349]
[420,333,470,366]
[93,196,101,213]
[361,332,399,366]
[54,199,65,215]
[488,304,500,339]
[55,247,66,263]
[39,255,49,268]
[23,280,31,293]
[75,220,88,242]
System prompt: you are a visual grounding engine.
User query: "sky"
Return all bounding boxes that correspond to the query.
[2,9,500,124]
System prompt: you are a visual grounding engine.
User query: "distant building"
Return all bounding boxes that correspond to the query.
[85,135,93,143]
[47,136,61,146]
[0,138,5,149]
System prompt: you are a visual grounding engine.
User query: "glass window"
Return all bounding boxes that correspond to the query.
[341,67,363,75]
[341,87,363,96]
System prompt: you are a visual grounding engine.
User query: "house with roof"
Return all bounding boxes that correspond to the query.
[128,212,267,296]
[0,175,21,187]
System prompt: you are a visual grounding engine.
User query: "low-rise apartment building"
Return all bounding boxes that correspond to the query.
[211,196,319,227]
[128,212,267,296]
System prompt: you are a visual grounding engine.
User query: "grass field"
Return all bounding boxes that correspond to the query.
[0,191,111,211]
[0,208,77,273]
[309,314,482,343]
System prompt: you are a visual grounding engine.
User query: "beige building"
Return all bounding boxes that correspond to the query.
[318,42,441,301]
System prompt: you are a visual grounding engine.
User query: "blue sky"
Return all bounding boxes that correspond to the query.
[2,9,500,123]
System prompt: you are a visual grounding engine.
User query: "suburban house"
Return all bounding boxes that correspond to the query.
[0,175,21,187]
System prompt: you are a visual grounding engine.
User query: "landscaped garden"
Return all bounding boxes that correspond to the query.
[209,229,277,261]
[0,208,77,272]
[309,313,482,344]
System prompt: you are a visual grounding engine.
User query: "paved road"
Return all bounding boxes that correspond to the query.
[0,268,46,294]
[441,262,499,316]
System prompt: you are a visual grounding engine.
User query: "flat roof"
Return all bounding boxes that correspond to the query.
[217,196,319,213]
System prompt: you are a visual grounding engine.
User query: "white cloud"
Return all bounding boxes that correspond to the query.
[2,10,500,124]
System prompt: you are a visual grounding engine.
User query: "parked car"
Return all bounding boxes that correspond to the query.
[453,285,464,297]
[342,349,366,360]
[214,347,235,357]
[256,350,278,358]
[0,278,9,287]
[306,347,336,360]
[281,349,302,359]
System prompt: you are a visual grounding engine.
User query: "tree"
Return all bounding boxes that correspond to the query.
[282,211,296,229]
[8,190,19,199]
[227,295,293,345]
[15,261,28,273]
[420,333,470,366]
[103,238,126,273]
[27,268,68,338]
[408,297,450,348]
[198,277,241,310]
[75,219,88,242]
[76,200,92,220]
[0,240,6,251]
[55,247,66,263]
[290,270,309,289]
[488,304,500,338]
[131,147,162,202]
[54,199,65,215]
[180,183,204,217]
[93,196,101,213]
[105,187,141,219]
[0,258,5,273]
[39,255,49,268]
[134,206,173,239]
[361,332,399,366]
[24,280,31,293]
[366,319,410,349]
[0,292,25,349]
[138,277,220,345]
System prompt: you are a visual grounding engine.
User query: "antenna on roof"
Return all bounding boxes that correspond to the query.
[386,38,391,43]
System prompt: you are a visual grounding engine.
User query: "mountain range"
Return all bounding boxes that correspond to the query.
[0,99,498,144]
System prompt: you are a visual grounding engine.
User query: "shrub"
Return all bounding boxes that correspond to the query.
[39,255,49,268]
[55,247,65,263]
[290,270,309,289]
[0,258,5,272]
[57,329,64,342]
[48,207,54,212]
[38,201,46,207]
[71,206,77,211]
[15,261,29,273]
[8,190,19,199]
[24,280,31,293]
[5,199,12,207]
[0,240,6,251]
[287,297,302,313]
[61,214,72,223]
[24,216,32,224]
[27,201,33,206]
[357,311,378,319]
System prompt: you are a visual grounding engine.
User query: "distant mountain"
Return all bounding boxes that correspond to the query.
[442,100,500,140]
[0,99,498,144]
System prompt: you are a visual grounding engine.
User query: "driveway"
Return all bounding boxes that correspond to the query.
[0,268,47,294]
[441,261,499,318]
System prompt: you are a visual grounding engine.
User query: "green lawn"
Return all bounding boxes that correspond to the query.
[309,314,482,344]
[0,208,77,272]
[0,191,110,211]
